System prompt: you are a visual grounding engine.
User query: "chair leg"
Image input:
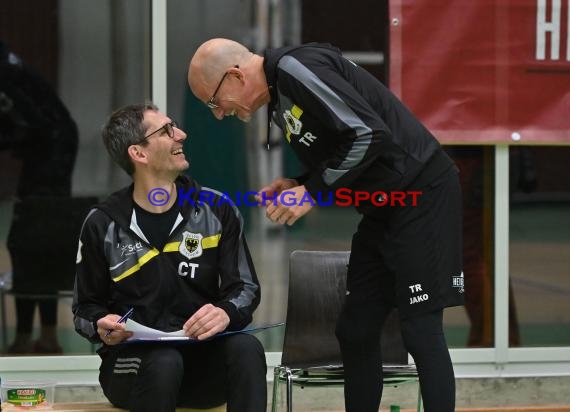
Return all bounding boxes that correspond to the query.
[285,367,293,412]
[271,367,281,412]
[416,383,423,412]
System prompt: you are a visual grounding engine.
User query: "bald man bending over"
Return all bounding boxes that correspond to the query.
[188,38,463,412]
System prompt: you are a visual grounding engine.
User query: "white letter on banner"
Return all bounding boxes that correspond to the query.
[536,0,561,60]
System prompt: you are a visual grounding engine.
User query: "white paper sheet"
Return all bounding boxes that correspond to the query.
[124,319,189,341]
[122,320,285,342]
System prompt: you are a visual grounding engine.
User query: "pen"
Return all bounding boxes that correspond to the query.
[105,307,134,337]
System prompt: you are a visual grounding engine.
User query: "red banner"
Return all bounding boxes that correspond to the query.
[389,0,570,143]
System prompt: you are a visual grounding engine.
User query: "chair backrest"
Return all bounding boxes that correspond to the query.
[281,250,408,369]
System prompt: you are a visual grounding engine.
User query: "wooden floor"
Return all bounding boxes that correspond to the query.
[323,408,570,412]
[2,403,569,412]
[7,402,570,412]
[0,403,224,412]
[399,408,570,412]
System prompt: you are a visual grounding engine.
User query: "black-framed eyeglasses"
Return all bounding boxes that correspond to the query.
[141,120,178,143]
[206,65,239,109]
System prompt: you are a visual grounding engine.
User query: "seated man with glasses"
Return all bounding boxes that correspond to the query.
[72,103,267,412]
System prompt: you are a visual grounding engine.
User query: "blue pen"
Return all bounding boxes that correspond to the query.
[105,307,134,337]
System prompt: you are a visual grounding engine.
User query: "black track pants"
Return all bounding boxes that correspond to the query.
[99,333,267,412]
[337,307,455,412]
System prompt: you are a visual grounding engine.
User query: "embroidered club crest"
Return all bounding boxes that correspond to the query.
[179,231,203,259]
[283,110,302,135]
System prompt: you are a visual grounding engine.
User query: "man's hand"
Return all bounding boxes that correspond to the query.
[264,184,315,225]
[256,177,298,206]
[183,304,230,340]
[97,314,133,345]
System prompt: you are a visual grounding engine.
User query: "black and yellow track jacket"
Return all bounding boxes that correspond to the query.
[72,175,260,347]
[263,43,455,216]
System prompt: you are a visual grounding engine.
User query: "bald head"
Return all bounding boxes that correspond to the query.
[188,38,252,96]
[188,38,270,119]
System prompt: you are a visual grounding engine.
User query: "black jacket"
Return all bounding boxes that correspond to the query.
[263,43,454,215]
[72,175,261,346]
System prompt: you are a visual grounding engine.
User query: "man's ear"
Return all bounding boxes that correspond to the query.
[229,65,244,84]
[128,144,148,166]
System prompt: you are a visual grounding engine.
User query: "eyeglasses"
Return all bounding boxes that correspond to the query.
[142,120,178,142]
[206,65,239,109]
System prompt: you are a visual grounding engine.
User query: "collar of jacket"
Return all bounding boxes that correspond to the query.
[94,174,202,229]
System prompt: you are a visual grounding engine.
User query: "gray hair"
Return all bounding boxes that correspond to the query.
[101,103,157,175]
